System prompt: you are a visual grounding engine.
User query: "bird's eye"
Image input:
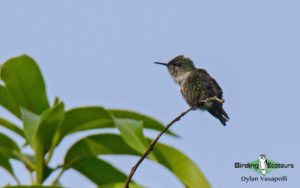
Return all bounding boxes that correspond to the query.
[175,61,181,66]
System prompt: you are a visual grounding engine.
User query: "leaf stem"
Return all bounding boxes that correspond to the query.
[46,133,61,165]
[45,146,55,164]
[29,171,34,184]
[14,152,35,171]
[51,168,65,185]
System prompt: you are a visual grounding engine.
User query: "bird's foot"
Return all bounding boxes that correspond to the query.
[205,96,224,104]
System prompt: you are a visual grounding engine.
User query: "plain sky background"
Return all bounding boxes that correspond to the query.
[0,1,300,188]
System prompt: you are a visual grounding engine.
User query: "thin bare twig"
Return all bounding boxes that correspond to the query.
[124,97,223,188]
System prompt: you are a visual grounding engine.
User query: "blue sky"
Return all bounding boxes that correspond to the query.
[0,1,299,187]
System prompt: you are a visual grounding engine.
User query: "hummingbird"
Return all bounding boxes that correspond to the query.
[154,55,229,126]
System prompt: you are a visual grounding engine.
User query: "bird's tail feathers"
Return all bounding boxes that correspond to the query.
[208,105,229,126]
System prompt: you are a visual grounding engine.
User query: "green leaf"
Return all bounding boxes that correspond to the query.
[0,133,20,158]
[152,141,211,188]
[0,85,21,118]
[109,109,177,137]
[16,154,35,171]
[1,55,49,115]
[72,156,128,185]
[21,103,64,183]
[43,165,54,182]
[64,134,210,187]
[0,133,20,179]
[0,117,25,138]
[115,119,148,154]
[21,108,40,146]
[64,134,139,169]
[0,152,13,175]
[35,102,65,153]
[33,102,65,183]
[0,152,20,184]
[59,106,114,138]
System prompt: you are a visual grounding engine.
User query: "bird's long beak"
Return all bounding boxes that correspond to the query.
[154,62,168,66]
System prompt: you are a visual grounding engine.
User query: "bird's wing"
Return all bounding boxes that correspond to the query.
[197,69,223,99]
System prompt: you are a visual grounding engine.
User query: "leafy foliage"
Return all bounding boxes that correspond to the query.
[0,55,210,187]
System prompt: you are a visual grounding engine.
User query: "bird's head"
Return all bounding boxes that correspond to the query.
[154,55,196,83]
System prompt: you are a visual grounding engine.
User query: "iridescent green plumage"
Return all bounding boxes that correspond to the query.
[155,55,229,126]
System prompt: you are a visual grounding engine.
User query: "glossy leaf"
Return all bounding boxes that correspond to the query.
[21,108,40,146]
[152,141,211,187]
[72,156,127,185]
[64,134,210,187]
[0,85,21,118]
[0,152,20,184]
[17,154,35,172]
[0,133,20,158]
[19,153,53,182]
[59,106,114,138]
[0,133,20,179]
[43,165,54,182]
[34,102,65,153]
[0,117,25,138]
[52,97,60,106]
[0,152,13,175]
[64,134,139,169]
[109,109,177,136]
[1,55,49,115]
[59,107,177,145]
[115,119,148,154]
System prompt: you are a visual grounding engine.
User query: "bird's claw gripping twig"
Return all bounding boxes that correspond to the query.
[202,96,224,104]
